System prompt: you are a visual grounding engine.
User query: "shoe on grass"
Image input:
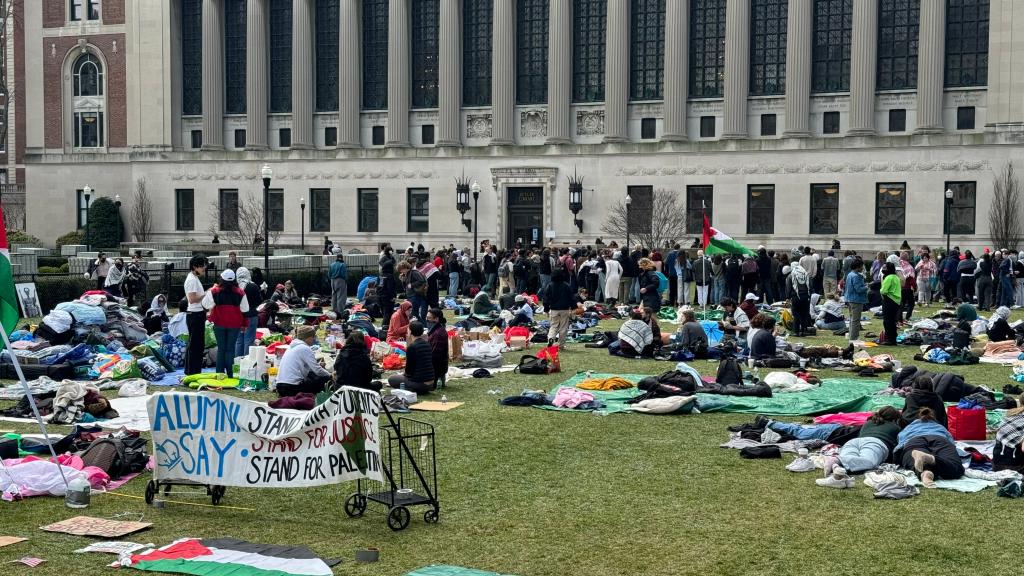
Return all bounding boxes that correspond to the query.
[815,474,855,489]
[785,457,816,473]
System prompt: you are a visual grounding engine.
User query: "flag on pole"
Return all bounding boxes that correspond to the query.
[701,214,755,256]
[0,204,20,342]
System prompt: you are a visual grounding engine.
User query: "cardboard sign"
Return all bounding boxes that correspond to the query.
[41,517,151,538]
[0,537,27,548]
[148,387,383,488]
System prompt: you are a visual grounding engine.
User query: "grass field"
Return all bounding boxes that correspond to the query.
[1,304,1022,576]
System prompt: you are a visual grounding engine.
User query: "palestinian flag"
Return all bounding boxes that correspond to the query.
[0,204,19,344]
[701,214,755,256]
[123,538,335,576]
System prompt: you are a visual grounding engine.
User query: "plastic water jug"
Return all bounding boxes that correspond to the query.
[65,476,91,509]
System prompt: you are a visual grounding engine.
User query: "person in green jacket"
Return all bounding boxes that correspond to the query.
[881,262,902,345]
[328,252,348,315]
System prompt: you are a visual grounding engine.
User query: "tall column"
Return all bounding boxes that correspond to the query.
[721,0,749,139]
[291,0,315,148]
[387,0,410,146]
[245,0,269,149]
[848,0,878,136]
[491,0,515,145]
[603,0,629,143]
[782,0,811,137]
[437,0,462,146]
[662,0,689,141]
[338,0,361,147]
[546,0,572,144]
[201,0,224,150]
[915,0,947,134]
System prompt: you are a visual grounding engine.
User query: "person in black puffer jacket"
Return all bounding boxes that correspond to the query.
[901,375,948,428]
[333,331,380,392]
[638,258,662,313]
[387,321,435,394]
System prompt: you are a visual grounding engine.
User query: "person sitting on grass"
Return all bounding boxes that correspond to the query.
[472,290,500,316]
[901,375,949,429]
[425,308,449,388]
[748,314,777,360]
[498,287,518,311]
[333,330,380,392]
[276,325,333,397]
[386,301,413,342]
[894,407,964,487]
[641,306,668,347]
[675,309,709,358]
[507,294,534,327]
[387,321,436,394]
[614,309,654,358]
[814,292,847,332]
[718,298,750,345]
[994,404,1024,473]
[817,407,902,489]
[987,306,1016,343]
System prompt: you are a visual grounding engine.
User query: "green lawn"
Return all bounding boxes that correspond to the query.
[1,304,1022,576]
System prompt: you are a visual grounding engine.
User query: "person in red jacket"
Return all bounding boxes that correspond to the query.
[202,269,250,377]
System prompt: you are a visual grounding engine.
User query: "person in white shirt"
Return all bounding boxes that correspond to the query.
[276,325,333,397]
[718,297,750,345]
[815,292,847,331]
[799,247,819,280]
[508,295,534,327]
[183,256,208,376]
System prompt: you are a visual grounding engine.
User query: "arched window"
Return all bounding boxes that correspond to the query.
[72,52,105,148]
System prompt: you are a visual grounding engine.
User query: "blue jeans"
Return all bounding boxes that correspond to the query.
[214,326,240,377]
[485,273,497,294]
[1001,276,1015,307]
[815,320,847,331]
[768,421,840,441]
[449,272,460,297]
[711,278,725,305]
[630,277,640,304]
[838,437,889,474]
[235,320,258,358]
[409,294,428,321]
[540,274,551,294]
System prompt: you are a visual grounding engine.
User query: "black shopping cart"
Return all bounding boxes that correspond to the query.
[344,405,439,531]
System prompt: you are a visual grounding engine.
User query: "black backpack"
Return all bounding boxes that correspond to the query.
[79,435,149,480]
[515,355,550,375]
[716,357,744,385]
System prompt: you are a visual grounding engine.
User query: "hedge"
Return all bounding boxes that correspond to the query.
[38,257,69,269]
[56,229,87,250]
[36,275,94,315]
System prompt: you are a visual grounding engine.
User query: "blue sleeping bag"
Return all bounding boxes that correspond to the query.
[55,302,106,326]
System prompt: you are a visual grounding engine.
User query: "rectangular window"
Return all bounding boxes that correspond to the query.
[76,189,89,228]
[627,186,654,234]
[944,181,977,234]
[630,0,665,101]
[747,185,775,234]
[877,0,919,91]
[234,129,246,148]
[267,189,285,231]
[224,0,247,115]
[358,189,379,232]
[888,108,906,132]
[316,0,341,111]
[175,189,195,231]
[87,0,99,20]
[74,111,104,148]
[279,128,291,148]
[957,106,976,130]
[372,125,385,145]
[945,0,989,88]
[463,0,493,106]
[70,0,100,21]
[573,0,607,103]
[823,111,840,134]
[421,124,435,145]
[269,0,293,113]
[699,116,715,138]
[810,183,839,234]
[408,188,430,232]
[690,0,726,98]
[760,113,777,136]
[363,0,389,109]
[750,0,788,96]
[181,0,203,116]
[411,0,440,109]
[190,129,202,149]
[310,188,331,232]
[686,185,713,234]
[324,126,337,147]
[641,117,656,139]
[516,0,549,105]
[219,189,240,231]
[811,0,852,93]
[875,182,907,235]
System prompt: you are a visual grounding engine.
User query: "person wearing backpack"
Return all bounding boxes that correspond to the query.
[787,261,813,337]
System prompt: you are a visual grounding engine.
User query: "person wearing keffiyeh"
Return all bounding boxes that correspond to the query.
[995,405,1024,472]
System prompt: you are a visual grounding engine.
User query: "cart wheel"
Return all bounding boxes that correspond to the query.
[211,486,226,505]
[387,506,411,531]
[423,509,439,524]
[144,480,157,505]
[344,493,367,518]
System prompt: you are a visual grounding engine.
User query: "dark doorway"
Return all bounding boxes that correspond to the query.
[506,187,543,248]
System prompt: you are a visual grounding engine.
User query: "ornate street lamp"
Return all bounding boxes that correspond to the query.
[945,187,954,255]
[625,192,632,252]
[455,175,472,232]
[471,181,481,260]
[261,164,273,278]
[83,185,92,251]
[114,193,122,247]
[300,197,306,253]
[568,171,584,234]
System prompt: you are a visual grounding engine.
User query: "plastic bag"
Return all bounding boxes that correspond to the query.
[111,358,141,380]
[536,345,561,373]
[118,379,148,397]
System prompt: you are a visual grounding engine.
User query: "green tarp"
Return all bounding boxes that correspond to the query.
[407,566,520,576]
[538,373,645,414]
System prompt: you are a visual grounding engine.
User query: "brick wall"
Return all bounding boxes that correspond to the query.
[103,0,124,25]
[43,35,127,149]
[42,0,64,28]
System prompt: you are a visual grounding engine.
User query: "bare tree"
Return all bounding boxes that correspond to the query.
[207,192,282,250]
[989,163,1024,251]
[129,177,154,242]
[3,198,23,232]
[0,1,19,156]
[601,188,688,250]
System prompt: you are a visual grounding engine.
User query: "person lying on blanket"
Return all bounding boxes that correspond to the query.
[816,407,902,489]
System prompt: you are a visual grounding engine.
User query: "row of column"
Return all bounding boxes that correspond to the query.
[198,0,951,151]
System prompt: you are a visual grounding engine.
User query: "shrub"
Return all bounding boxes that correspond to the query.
[37,266,62,274]
[7,231,42,246]
[38,256,69,269]
[56,229,87,250]
[36,275,94,314]
[86,197,124,250]
[60,263,70,273]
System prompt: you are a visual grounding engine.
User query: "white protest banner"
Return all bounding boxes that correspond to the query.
[148,386,383,488]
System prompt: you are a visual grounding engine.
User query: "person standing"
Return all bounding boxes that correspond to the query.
[235,267,262,358]
[665,245,679,305]
[844,259,868,341]
[725,254,742,302]
[483,245,499,295]
[378,246,397,327]
[446,250,462,297]
[617,248,635,304]
[202,269,249,377]
[424,308,449,388]
[915,252,937,307]
[756,248,774,303]
[398,261,428,321]
[957,250,977,303]
[637,258,662,313]
[692,251,709,307]
[543,269,574,347]
[89,252,112,291]
[538,248,554,294]
[104,258,127,297]
[975,251,994,311]
[897,252,917,321]
[787,262,812,337]
[603,250,622,305]
[183,256,208,376]
[999,252,1015,307]
[677,251,692,306]
[328,252,348,315]
[821,250,841,298]
[880,262,902,345]
[799,247,819,280]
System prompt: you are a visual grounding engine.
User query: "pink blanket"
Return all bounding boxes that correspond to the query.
[812,412,873,426]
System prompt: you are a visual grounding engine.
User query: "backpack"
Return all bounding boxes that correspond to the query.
[514,259,528,277]
[498,263,510,278]
[715,357,744,385]
[515,355,550,374]
[79,435,149,480]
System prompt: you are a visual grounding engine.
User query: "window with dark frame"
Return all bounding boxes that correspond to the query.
[888,108,906,132]
[463,0,493,106]
[411,0,440,109]
[234,129,246,148]
[372,125,385,145]
[630,0,665,101]
[516,0,549,105]
[358,189,380,232]
[279,128,291,148]
[269,0,293,113]
[408,188,430,232]
[626,186,654,234]
[70,0,101,21]
[945,0,989,88]
[324,126,337,147]
[760,113,777,136]
[812,0,852,93]
[267,189,285,231]
[823,111,840,134]
[316,0,340,111]
[750,0,787,96]
[690,0,727,98]
[944,181,977,234]
[700,116,715,138]
[181,0,203,116]
[363,0,389,110]
[877,0,919,91]
[190,130,202,149]
[747,185,775,234]
[810,183,839,234]
[175,189,195,231]
[421,124,435,144]
[686,185,713,234]
[957,106,976,130]
[310,188,331,232]
[573,0,607,103]
[219,189,240,231]
[224,0,247,115]
[875,182,907,235]
[641,117,657,139]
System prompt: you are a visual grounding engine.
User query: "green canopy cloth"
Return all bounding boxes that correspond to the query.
[538,373,645,414]
[406,566,520,576]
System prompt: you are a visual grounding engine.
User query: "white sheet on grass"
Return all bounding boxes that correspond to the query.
[0,394,153,431]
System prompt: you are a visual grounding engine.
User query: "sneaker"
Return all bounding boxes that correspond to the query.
[785,457,816,473]
[815,474,855,489]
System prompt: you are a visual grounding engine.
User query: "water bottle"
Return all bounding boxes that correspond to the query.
[441,395,448,405]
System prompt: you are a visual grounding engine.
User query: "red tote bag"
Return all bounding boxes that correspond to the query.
[947,406,986,441]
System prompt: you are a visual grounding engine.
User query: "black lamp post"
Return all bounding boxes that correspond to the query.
[83,185,92,251]
[471,181,481,260]
[456,176,471,232]
[300,197,306,253]
[568,173,584,234]
[261,164,273,279]
[625,192,632,253]
[944,187,954,255]
[114,193,122,248]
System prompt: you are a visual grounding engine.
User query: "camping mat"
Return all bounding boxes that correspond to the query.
[696,378,892,416]
[407,566,520,576]
[537,373,646,414]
